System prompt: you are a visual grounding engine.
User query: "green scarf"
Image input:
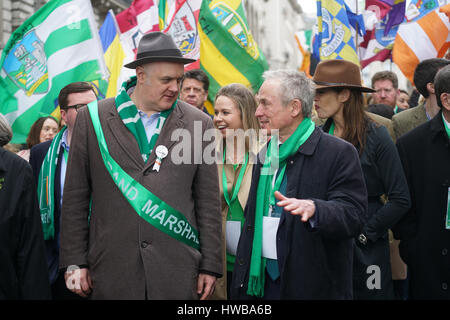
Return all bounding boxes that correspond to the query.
[115,76,176,162]
[247,117,315,297]
[37,126,66,240]
[443,112,450,139]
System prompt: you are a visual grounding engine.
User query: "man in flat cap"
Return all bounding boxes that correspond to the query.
[59,32,222,299]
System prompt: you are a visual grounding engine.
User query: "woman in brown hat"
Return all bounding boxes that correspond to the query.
[313,59,411,300]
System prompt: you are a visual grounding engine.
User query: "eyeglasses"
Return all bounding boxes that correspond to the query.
[63,104,87,112]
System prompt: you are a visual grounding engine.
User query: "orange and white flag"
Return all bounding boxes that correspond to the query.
[393,4,450,84]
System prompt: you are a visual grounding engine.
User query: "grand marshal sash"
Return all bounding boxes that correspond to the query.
[87,100,200,250]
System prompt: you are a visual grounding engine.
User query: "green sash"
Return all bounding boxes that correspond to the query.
[115,76,175,162]
[247,117,315,297]
[87,101,200,250]
[37,126,66,240]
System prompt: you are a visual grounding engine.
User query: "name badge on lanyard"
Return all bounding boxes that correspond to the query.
[446,187,450,230]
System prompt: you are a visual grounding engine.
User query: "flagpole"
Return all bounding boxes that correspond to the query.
[355,0,359,61]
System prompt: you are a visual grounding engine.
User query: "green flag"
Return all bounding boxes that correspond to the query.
[198,0,268,113]
[0,0,108,144]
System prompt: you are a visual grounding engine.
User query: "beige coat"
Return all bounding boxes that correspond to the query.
[391,103,428,142]
[60,98,223,299]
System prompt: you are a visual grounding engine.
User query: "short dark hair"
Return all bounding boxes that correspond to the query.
[58,82,96,109]
[180,69,209,92]
[371,71,398,89]
[433,64,450,109]
[413,58,450,98]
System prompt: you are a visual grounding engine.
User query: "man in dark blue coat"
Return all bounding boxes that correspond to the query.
[29,82,97,299]
[394,64,450,299]
[230,70,368,300]
[0,114,50,299]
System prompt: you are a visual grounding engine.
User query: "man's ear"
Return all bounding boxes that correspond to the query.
[440,92,450,111]
[427,82,435,95]
[135,66,146,83]
[290,99,302,117]
[60,109,67,123]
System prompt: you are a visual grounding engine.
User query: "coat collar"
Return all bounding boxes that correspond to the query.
[430,110,449,143]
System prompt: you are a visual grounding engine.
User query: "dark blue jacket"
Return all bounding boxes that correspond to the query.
[0,147,50,299]
[230,127,368,299]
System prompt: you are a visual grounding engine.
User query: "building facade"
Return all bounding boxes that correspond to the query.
[244,0,307,70]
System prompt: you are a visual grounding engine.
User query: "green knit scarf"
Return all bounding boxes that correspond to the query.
[247,117,315,297]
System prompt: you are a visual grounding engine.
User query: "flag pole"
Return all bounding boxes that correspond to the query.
[355,0,360,61]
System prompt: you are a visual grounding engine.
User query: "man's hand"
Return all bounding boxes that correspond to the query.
[64,266,92,298]
[197,273,216,300]
[274,191,316,222]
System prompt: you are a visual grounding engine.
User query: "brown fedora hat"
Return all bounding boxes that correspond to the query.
[124,32,196,69]
[313,59,375,93]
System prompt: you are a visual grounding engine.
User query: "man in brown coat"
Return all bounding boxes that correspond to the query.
[59,32,222,299]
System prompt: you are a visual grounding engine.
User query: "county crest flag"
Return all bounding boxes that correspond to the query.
[0,0,108,144]
[315,0,360,66]
[198,0,268,114]
[158,0,202,70]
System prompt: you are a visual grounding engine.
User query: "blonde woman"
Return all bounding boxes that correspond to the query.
[212,83,260,299]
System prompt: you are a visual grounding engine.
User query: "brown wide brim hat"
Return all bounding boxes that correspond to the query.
[313,59,375,93]
[124,32,196,69]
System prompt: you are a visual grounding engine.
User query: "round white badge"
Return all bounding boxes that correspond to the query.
[155,145,168,159]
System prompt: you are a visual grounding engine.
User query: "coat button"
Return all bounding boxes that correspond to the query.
[442,282,448,291]
[247,225,252,231]
[442,248,448,256]
[290,160,294,165]
[141,241,148,248]
[238,258,245,266]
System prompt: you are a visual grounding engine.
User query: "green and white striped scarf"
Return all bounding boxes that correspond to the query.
[115,76,176,162]
[37,126,66,240]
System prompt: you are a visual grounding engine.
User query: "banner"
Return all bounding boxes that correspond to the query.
[116,0,159,84]
[393,0,450,83]
[359,0,400,69]
[0,0,108,144]
[198,0,268,114]
[99,10,125,98]
[314,0,360,66]
[158,0,202,70]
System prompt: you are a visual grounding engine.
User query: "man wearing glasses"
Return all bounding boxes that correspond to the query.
[29,82,97,300]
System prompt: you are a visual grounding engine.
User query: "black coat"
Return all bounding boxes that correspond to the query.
[230,127,368,299]
[323,119,410,299]
[0,147,50,299]
[395,111,450,299]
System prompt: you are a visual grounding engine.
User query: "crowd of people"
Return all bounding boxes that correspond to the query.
[1,31,450,300]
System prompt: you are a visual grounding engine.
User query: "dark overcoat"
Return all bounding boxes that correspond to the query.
[394,111,450,299]
[0,148,50,299]
[231,127,368,299]
[59,98,222,299]
[323,120,410,299]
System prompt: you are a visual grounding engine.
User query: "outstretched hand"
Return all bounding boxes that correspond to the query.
[274,191,316,222]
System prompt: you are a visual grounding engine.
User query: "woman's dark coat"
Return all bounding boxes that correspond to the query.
[323,119,410,299]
